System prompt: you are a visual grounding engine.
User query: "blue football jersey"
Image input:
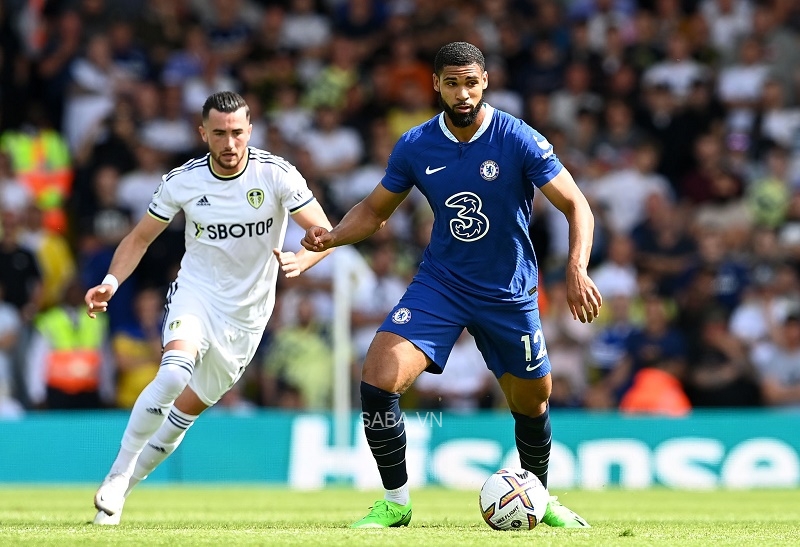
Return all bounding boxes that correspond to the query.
[381,105,563,301]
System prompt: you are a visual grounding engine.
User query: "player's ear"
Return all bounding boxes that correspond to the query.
[198,125,208,143]
[483,71,489,90]
[432,73,440,93]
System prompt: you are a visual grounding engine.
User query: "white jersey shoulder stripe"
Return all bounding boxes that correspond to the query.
[289,196,315,214]
[248,153,292,173]
[147,208,170,223]
[165,155,209,181]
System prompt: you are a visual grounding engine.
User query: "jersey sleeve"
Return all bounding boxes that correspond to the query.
[520,125,564,188]
[276,165,316,214]
[380,138,414,193]
[147,175,180,223]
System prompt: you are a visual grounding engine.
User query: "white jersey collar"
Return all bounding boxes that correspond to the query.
[438,103,494,143]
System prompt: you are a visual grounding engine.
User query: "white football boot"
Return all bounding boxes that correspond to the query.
[93,509,122,525]
[94,473,129,516]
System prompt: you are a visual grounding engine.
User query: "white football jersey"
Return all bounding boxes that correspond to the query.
[148,147,315,331]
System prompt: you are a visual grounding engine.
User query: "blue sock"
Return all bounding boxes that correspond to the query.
[360,381,407,491]
[512,406,552,488]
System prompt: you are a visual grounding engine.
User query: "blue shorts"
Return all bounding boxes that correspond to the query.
[377,274,551,379]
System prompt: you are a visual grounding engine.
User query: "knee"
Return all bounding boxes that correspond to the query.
[154,350,194,398]
[504,375,551,417]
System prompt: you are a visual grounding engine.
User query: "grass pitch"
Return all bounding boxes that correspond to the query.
[1,486,799,546]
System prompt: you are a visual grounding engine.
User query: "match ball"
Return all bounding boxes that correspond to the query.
[479,468,549,530]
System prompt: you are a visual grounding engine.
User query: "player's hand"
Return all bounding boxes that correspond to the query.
[273,248,302,278]
[85,285,114,319]
[301,226,334,252]
[565,267,603,323]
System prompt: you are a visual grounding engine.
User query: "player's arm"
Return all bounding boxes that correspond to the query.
[302,183,411,252]
[272,200,335,278]
[85,214,169,318]
[539,169,603,323]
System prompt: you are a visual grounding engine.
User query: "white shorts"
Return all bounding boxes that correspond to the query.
[162,286,263,406]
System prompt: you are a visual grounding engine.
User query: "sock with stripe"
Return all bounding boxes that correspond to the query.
[512,405,552,488]
[108,350,195,477]
[130,407,198,487]
[360,381,409,503]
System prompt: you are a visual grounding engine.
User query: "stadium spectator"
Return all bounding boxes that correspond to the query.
[25,277,113,410]
[587,292,637,396]
[107,287,160,410]
[350,241,408,362]
[618,363,691,416]
[0,102,73,234]
[0,152,32,215]
[683,308,762,408]
[751,311,800,408]
[63,32,136,154]
[632,192,697,296]
[540,277,596,407]
[584,139,673,235]
[0,207,42,322]
[483,59,524,120]
[0,282,23,418]
[716,36,771,133]
[139,85,196,158]
[300,104,363,179]
[549,62,603,135]
[751,1,800,105]
[261,293,333,410]
[678,228,750,313]
[117,144,168,220]
[747,144,792,230]
[599,294,687,407]
[34,10,83,134]
[590,233,638,299]
[642,32,708,100]
[699,0,754,63]
[18,203,76,311]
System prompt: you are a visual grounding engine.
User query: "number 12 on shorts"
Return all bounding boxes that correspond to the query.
[521,329,547,371]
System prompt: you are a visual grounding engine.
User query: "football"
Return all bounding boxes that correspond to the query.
[478,468,550,530]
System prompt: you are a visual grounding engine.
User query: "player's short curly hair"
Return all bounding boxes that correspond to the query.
[202,91,250,120]
[434,42,486,75]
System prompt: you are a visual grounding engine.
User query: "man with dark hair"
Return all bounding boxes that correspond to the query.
[86,91,334,525]
[303,41,600,528]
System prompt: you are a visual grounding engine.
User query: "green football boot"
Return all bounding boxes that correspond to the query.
[541,496,591,528]
[350,500,413,528]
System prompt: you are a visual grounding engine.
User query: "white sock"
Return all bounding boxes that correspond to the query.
[384,482,410,505]
[131,407,198,484]
[124,477,141,498]
[110,350,194,477]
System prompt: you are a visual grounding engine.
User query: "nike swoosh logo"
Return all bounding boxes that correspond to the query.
[526,361,543,372]
[425,165,446,175]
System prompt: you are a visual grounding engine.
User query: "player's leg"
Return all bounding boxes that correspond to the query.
[497,373,552,487]
[94,294,210,521]
[473,302,590,528]
[351,331,430,528]
[93,385,207,526]
[125,321,260,494]
[501,378,590,527]
[94,338,198,517]
[352,280,466,528]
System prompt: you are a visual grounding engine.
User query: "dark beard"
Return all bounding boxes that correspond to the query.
[439,94,484,128]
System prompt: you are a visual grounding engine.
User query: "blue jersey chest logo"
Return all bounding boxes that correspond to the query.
[445,192,490,242]
[479,160,500,181]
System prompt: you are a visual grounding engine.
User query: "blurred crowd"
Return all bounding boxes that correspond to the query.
[2,0,800,417]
